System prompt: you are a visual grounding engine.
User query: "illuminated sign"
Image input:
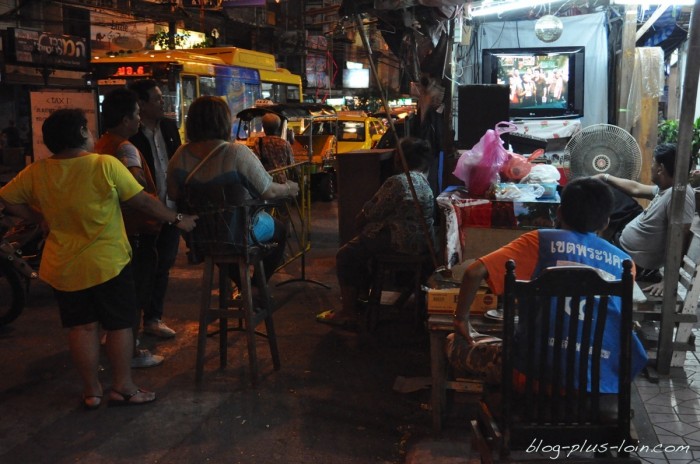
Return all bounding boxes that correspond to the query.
[112,65,151,77]
[11,28,88,70]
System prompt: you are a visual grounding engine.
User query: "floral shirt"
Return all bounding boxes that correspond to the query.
[252,135,294,183]
[361,171,435,254]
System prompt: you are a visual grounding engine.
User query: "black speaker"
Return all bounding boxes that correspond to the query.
[457,85,510,149]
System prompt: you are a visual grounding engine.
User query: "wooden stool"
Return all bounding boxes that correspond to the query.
[365,252,430,331]
[195,252,280,386]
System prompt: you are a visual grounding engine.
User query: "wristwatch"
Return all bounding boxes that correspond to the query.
[170,213,183,225]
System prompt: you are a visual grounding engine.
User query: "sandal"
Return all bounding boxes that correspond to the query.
[108,388,156,407]
[82,394,102,411]
[315,310,358,331]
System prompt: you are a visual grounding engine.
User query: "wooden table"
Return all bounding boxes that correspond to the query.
[437,189,559,267]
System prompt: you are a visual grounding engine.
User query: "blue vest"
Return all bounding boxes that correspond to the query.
[514,229,647,393]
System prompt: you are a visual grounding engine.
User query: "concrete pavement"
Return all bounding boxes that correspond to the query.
[0,200,474,464]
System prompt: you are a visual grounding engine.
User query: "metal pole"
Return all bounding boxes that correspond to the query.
[353,14,439,270]
[657,1,700,375]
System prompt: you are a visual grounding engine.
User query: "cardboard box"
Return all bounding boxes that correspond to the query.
[426,288,497,314]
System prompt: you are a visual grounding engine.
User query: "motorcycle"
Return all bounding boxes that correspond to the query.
[0,210,41,326]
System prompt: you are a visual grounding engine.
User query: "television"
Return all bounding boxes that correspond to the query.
[482,46,585,119]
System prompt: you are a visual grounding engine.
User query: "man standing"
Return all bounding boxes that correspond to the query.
[597,143,695,295]
[448,177,647,388]
[128,79,182,339]
[251,113,295,184]
[94,88,165,368]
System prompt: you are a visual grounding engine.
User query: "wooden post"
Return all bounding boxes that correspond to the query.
[617,5,637,131]
[632,49,662,199]
[657,2,700,375]
[633,97,658,188]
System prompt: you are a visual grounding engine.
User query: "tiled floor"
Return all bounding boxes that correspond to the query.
[633,328,700,463]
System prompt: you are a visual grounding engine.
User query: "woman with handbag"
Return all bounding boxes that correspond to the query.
[166,96,299,286]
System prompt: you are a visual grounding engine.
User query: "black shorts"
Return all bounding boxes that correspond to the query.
[53,264,138,330]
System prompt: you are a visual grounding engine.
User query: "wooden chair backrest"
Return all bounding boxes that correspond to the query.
[180,184,274,260]
[501,259,635,453]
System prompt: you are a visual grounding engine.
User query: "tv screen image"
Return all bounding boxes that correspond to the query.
[482,47,585,119]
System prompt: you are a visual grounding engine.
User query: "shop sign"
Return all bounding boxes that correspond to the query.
[30,90,98,161]
[90,10,154,54]
[12,28,88,70]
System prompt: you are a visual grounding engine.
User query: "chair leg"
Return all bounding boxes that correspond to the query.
[430,328,447,434]
[470,419,494,464]
[196,257,215,383]
[366,262,385,332]
[255,260,280,371]
[218,264,231,369]
[239,260,259,387]
[413,264,425,324]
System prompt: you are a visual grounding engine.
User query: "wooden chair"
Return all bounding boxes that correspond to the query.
[364,252,431,332]
[182,184,281,386]
[471,259,640,463]
[634,255,699,369]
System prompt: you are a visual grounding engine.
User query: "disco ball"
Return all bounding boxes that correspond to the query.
[535,15,563,43]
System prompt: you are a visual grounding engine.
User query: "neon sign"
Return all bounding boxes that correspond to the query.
[113,65,150,76]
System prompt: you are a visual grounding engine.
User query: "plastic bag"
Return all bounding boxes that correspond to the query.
[500,153,531,181]
[521,164,560,200]
[453,121,517,196]
[521,164,561,184]
[494,183,545,202]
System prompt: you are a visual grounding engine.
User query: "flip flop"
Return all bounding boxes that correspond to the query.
[108,388,156,407]
[315,310,358,331]
[82,394,102,411]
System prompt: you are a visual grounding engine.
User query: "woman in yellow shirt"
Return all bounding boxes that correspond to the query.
[0,109,196,409]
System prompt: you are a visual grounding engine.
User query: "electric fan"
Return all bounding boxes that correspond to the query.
[565,124,642,181]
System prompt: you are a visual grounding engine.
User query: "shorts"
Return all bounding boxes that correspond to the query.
[53,264,138,330]
[445,332,503,385]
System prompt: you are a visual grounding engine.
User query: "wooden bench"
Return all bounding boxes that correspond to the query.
[634,255,699,368]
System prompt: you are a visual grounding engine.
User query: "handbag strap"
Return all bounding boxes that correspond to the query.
[184,141,228,185]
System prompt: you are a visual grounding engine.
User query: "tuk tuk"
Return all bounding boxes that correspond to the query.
[236,102,338,201]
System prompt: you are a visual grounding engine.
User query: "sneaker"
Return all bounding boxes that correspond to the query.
[131,349,164,369]
[143,319,176,339]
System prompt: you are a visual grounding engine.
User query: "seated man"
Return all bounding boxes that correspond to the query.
[448,177,647,390]
[596,143,696,296]
[251,113,295,184]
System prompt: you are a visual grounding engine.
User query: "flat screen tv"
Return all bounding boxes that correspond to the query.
[482,46,585,119]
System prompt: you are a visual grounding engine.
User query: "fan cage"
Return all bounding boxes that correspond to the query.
[565,124,642,181]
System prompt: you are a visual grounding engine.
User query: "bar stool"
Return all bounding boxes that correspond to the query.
[364,252,431,331]
[182,184,280,386]
[196,252,280,386]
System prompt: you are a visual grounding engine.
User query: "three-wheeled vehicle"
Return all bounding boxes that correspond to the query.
[235,102,338,201]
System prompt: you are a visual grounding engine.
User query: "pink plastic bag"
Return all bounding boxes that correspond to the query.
[453,122,517,196]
